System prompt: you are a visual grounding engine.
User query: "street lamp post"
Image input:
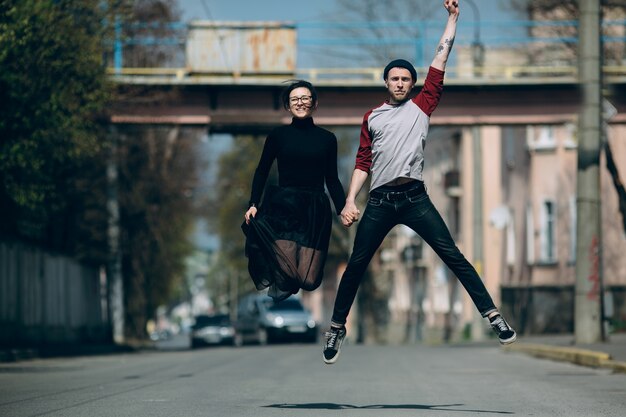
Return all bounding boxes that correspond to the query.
[464,0,484,76]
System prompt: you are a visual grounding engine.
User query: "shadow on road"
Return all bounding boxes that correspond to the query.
[264,402,513,413]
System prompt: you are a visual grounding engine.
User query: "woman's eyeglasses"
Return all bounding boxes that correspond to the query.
[289,95,312,105]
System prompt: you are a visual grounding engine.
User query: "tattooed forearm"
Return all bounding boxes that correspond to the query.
[436,37,455,56]
[431,8,458,71]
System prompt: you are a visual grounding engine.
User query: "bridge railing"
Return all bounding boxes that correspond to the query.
[106,19,626,84]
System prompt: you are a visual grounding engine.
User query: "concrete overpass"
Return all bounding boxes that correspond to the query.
[110,71,626,133]
[108,20,626,132]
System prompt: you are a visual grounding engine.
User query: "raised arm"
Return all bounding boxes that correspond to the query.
[431,0,460,71]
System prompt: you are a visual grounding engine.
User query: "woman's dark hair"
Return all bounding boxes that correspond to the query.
[281,79,318,110]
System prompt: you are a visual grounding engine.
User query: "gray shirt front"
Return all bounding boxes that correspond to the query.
[354,66,445,191]
[367,100,430,190]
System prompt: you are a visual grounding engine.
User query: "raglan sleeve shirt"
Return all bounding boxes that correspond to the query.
[413,66,444,117]
[354,66,445,174]
[355,109,374,174]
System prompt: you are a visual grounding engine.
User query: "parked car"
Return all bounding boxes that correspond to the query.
[149,328,173,342]
[190,314,236,348]
[235,294,318,345]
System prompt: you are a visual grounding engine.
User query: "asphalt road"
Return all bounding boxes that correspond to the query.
[2,339,626,417]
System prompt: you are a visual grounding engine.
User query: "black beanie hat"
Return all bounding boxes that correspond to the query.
[383,59,417,82]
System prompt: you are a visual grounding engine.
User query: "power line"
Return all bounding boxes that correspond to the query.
[199,0,231,70]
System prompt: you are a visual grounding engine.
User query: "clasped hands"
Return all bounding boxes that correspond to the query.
[340,202,360,227]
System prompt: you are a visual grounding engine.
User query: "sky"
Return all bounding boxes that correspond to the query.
[177,0,519,23]
[177,0,339,22]
[176,0,525,69]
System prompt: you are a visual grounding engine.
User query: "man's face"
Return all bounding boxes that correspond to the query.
[385,67,415,104]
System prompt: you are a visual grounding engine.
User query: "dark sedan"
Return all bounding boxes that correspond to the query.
[190,314,236,348]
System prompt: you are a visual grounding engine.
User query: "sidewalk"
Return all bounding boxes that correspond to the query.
[0,342,139,363]
[504,333,626,373]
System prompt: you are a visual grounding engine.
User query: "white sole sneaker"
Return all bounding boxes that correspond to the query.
[499,332,517,345]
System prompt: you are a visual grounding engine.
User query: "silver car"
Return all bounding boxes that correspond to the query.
[234,294,318,345]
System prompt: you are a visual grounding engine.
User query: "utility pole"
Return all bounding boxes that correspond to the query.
[107,127,125,345]
[575,0,604,344]
[471,126,485,341]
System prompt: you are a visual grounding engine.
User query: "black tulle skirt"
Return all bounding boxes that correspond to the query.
[242,185,332,301]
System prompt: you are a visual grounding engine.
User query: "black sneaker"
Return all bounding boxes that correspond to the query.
[489,315,517,345]
[323,326,346,364]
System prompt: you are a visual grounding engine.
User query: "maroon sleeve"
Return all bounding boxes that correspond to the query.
[354,109,373,173]
[412,66,444,117]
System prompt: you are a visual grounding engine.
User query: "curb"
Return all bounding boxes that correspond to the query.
[0,348,39,363]
[0,343,141,363]
[504,342,626,373]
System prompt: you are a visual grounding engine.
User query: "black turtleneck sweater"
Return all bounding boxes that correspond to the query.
[249,117,346,215]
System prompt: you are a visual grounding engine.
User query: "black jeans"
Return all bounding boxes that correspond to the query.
[331,181,497,326]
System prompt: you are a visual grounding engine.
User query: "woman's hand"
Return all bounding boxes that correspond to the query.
[340,202,360,227]
[244,206,258,225]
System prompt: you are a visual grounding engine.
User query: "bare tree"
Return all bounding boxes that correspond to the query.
[504,1,626,236]
[122,0,184,68]
[304,0,440,67]
[506,0,626,66]
[605,139,626,233]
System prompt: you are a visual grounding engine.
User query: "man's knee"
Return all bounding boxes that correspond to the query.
[343,258,371,281]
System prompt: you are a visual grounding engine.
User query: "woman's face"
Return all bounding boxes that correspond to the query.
[288,87,315,119]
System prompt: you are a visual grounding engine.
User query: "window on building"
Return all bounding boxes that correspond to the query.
[564,122,577,149]
[527,125,557,150]
[540,200,557,263]
[506,215,516,267]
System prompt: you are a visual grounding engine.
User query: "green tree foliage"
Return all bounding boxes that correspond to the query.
[0,0,203,341]
[0,0,112,251]
[208,135,268,300]
[117,126,199,339]
[112,1,205,340]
